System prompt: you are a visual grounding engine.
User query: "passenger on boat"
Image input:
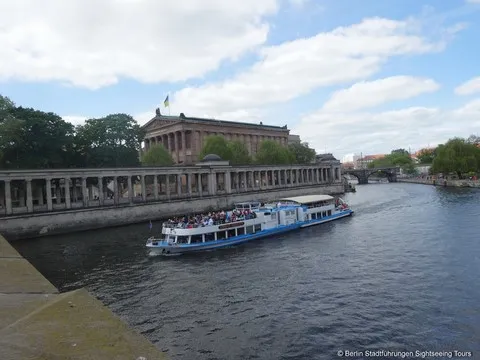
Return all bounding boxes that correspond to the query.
[164,208,256,228]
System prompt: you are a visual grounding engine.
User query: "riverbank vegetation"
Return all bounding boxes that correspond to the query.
[1,94,316,169]
[369,136,480,179]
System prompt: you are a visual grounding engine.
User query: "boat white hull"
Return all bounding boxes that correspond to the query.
[147,223,301,255]
[147,209,354,255]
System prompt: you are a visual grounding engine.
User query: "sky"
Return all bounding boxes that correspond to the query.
[1,0,480,162]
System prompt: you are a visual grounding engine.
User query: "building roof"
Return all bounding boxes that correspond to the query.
[361,154,385,161]
[201,154,222,162]
[316,153,338,161]
[142,113,289,131]
[278,195,334,204]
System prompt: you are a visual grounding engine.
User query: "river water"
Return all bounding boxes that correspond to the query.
[13,183,480,360]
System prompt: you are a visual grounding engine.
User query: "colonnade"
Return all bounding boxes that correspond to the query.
[143,129,288,164]
[0,165,342,216]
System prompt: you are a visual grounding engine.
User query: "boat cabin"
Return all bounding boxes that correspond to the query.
[234,201,261,212]
[278,195,336,221]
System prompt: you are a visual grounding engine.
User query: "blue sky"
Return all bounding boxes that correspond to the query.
[1,0,480,160]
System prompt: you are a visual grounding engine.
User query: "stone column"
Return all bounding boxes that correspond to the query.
[208,173,216,195]
[166,175,171,198]
[97,177,103,205]
[181,131,186,163]
[81,177,88,207]
[141,175,146,201]
[153,175,159,200]
[167,134,171,152]
[187,173,192,196]
[113,177,119,205]
[241,172,247,191]
[45,178,53,210]
[175,133,180,163]
[197,173,203,196]
[25,179,33,213]
[248,171,254,190]
[64,177,71,209]
[4,180,12,215]
[176,174,182,195]
[225,171,232,193]
[127,176,133,204]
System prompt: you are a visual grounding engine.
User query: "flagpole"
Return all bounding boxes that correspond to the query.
[168,93,171,116]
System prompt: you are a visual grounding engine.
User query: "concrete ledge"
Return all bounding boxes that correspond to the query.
[1,183,343,240]
[0,235,168,360]
[398,178,480,188]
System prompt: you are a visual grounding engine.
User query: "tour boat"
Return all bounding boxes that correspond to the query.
[146,195,354,255]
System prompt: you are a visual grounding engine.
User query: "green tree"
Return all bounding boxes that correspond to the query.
[0,95,15,121]
[199,135,233,161]
[431,138,480,178]
[370,149,414,173]
[227,140,252,165]
[466,134,480,145]
[255,140,294,165]
[416,148,435,164]
[75,114,144,167]
[288,142,316,164]
[0,106,76,169]
[141,144,174,166]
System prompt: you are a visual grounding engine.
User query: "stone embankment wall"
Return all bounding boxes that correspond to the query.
[1,184,343,240]
[0,235,168,359]
[398,178,480,188]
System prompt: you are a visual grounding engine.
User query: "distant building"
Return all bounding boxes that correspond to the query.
[288,134,301,145]
[316,153,341,166]
[141,109,290,165]
[355,154,385,169]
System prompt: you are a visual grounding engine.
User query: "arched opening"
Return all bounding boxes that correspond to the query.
[366,169,397,183]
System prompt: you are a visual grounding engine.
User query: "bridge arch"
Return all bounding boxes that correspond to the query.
[343,167,399,185]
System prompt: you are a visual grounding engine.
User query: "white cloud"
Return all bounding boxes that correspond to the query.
[292,99,480,158]
[466,0,480,4]
[169,17,446,119]
[454,76,480,95]
[322,76,440,112]
[0,0,278,89]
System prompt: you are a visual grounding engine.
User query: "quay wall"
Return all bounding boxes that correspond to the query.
[1,183,343,241]
[0,234,168,359]
[398,178,480,188]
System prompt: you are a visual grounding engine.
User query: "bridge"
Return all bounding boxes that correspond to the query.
[343,167,400,185]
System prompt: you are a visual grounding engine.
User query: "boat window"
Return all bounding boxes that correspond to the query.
[227,229,236,238]
[311,213,317,219]
[327,210,332,216]
[217,231,227,240]
[322,211,326,217]
[254,224,262,232]
[245,225,254,234]
[317,212,322,218]
[177,236,188,244]
[191,234,203,243]
[264,212,270,216]
[237,227,245,236]
[205,233,215,241]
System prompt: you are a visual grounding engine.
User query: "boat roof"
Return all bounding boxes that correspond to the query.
[278,195,334,204]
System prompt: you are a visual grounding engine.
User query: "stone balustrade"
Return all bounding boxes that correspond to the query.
[0,163,342,217]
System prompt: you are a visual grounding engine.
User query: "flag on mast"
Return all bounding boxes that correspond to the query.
[164,95,169,107]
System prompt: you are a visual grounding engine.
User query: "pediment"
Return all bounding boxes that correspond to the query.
[144,118,180,132]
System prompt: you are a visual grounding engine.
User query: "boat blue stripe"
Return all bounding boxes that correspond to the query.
[147,209,353,252]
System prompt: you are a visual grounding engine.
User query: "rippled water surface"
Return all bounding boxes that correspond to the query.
[13,183,480,359]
